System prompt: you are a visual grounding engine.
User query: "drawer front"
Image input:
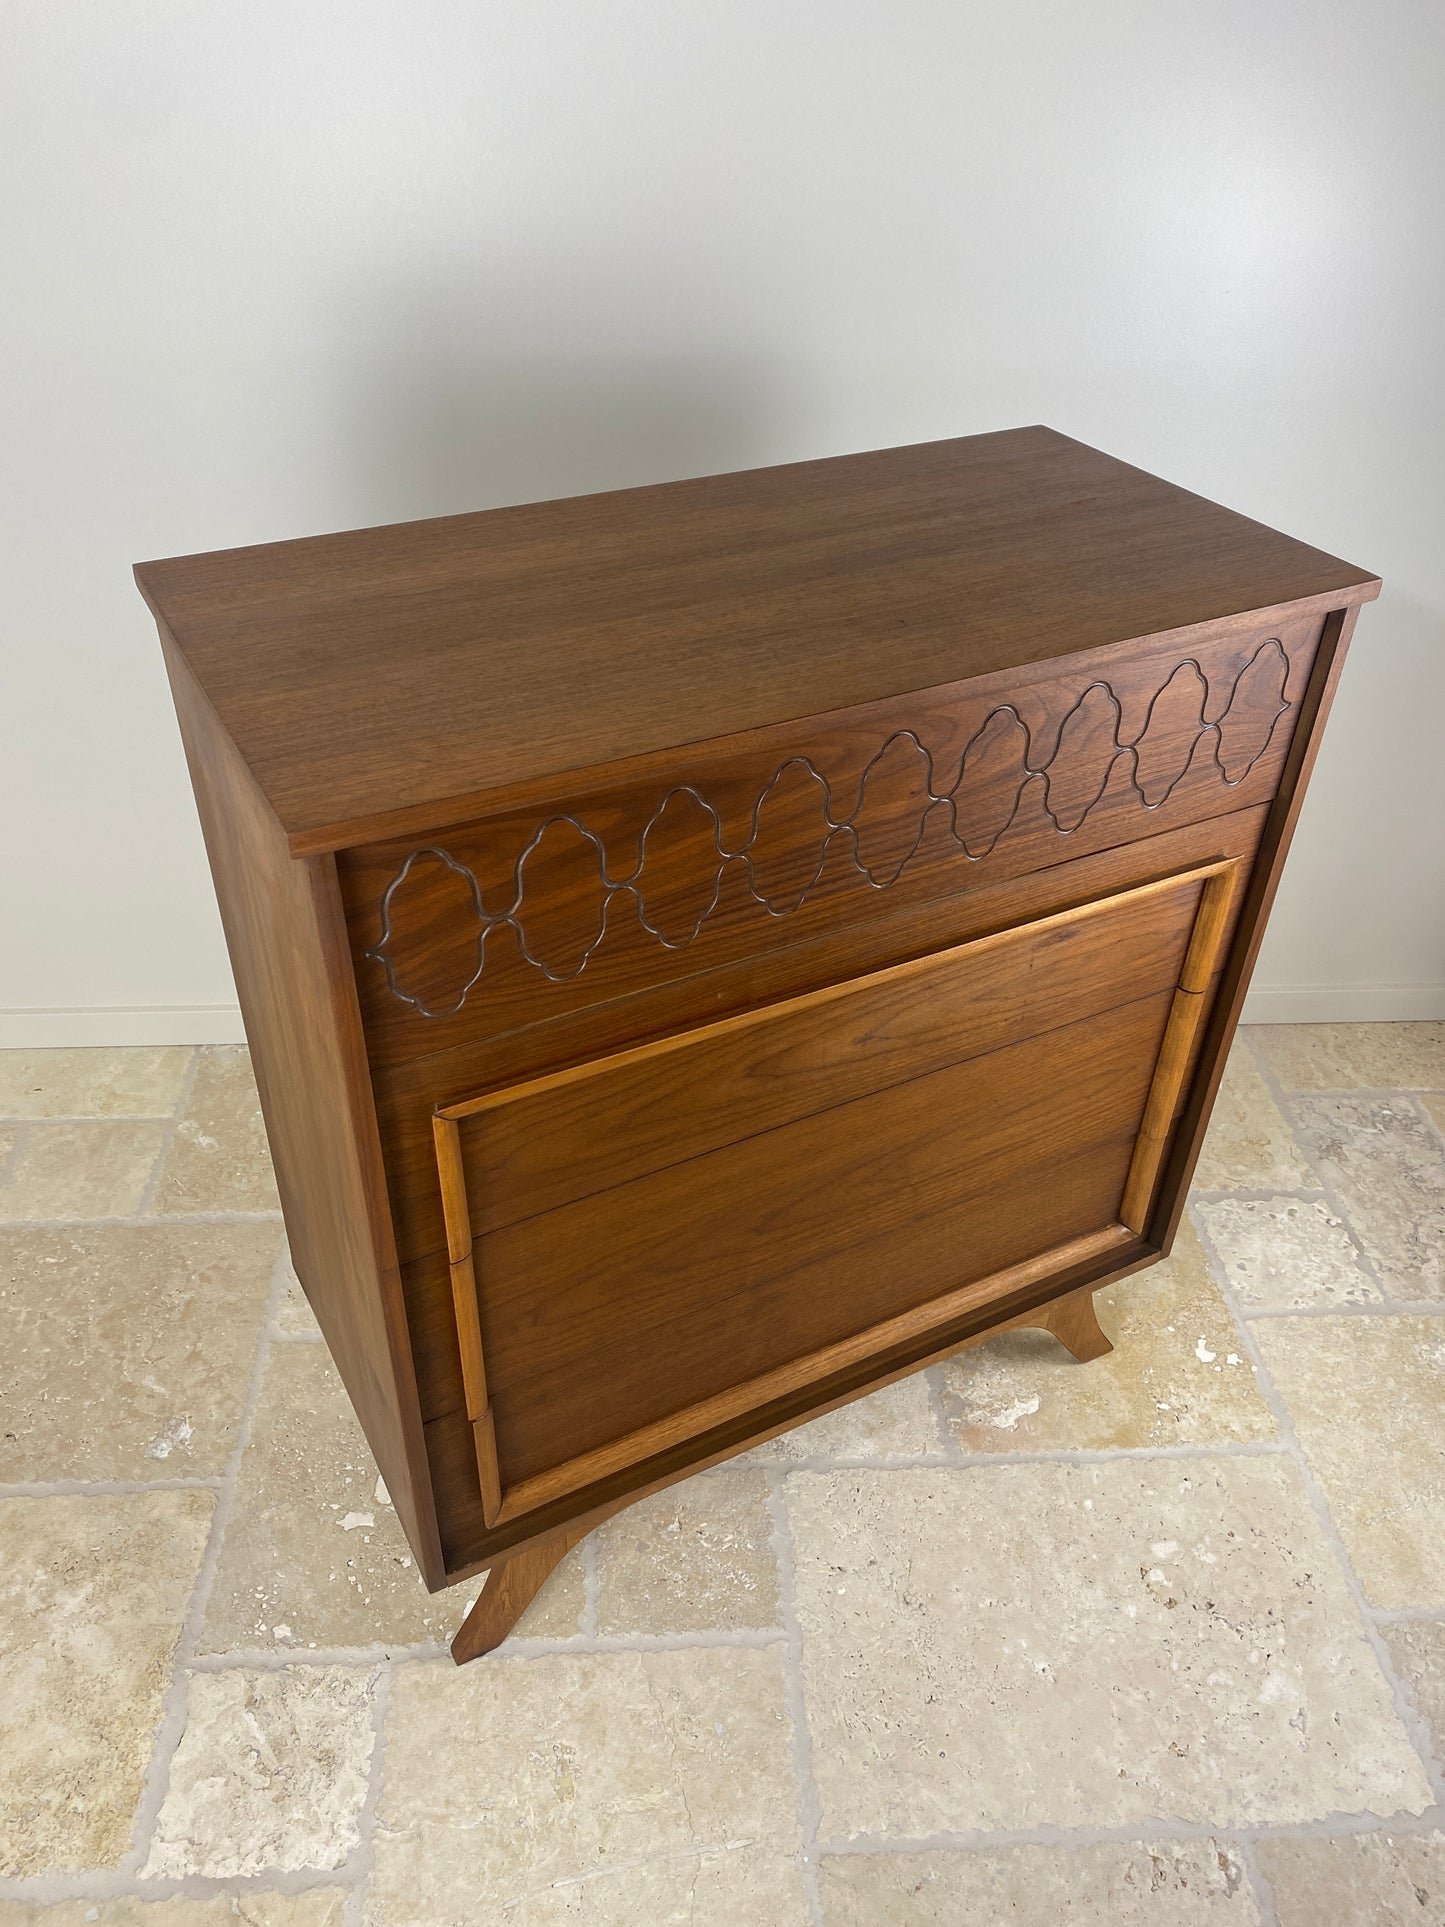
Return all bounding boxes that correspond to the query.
[391,802,1264,1428]
[338,614,1320,1072]
[433,858,1240,1533]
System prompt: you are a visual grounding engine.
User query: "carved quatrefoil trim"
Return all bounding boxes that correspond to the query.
[368,638,1291,1017]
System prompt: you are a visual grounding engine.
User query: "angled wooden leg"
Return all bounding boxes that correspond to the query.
[1029,1285,1114,1362]
[451,1498,629,1664]
[452,1520,594,1664]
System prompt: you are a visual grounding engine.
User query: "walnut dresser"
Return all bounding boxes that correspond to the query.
[135,427,1380,1661]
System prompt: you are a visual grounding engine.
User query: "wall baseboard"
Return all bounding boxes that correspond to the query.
[0,1005,249,1048]
[1240,984,1445,1024]
[1,987,1442,1049]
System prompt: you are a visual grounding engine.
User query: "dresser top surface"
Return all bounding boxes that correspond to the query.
[136,425,1377,854]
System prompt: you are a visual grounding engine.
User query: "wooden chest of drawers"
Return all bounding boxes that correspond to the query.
[136,426,1379,1659]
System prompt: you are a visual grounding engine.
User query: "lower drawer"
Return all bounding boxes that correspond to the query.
[430,855,1240,1533]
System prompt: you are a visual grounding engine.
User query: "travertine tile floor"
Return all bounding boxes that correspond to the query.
[0,1027,1443,1923]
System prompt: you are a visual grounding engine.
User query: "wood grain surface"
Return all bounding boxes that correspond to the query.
[137,428,1378,1595]
[135,427,1378,853]
[387,803,1265,1430]
[428,866,1219,1522]
[472,987,1169,1493]
[339,614,1320,1067]
[440,864,1212,1241]
[426,1224,1162,1580]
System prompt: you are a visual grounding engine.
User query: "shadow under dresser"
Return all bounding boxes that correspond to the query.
[135,425,1380,1660]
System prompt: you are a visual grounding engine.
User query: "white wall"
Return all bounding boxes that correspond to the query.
[3,0,1441,1043]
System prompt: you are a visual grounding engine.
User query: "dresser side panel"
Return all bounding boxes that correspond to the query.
[156,627,445,1587]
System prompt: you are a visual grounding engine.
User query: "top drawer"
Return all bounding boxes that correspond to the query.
[338,613,1321,1068]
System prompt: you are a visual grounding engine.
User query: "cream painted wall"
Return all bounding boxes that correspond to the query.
[2,1,1441,1043]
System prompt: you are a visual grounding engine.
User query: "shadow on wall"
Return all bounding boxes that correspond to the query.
[341,271,793,524]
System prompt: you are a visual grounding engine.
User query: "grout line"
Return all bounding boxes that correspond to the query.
[468,1626,785,1659]
[0,1210,285,1230]
[121,1238,291,1875]
[1235,1837,1279,1927]
[1236,1299,1445,1321]
[764,1467,826,1927]
[341,1662,392,1927]
[0,1111,182,1124]
[1192,1146,1445,1816]
[165,1599,1445,1661]
[1189,1184,1327,1204]
[11,1810,1445,1910]
[0,1476,221,1499]
[133,1048,202,1218]
[12,1808,1445,1910]
[768,1439,1291,1475]
[809,1805,1445,1857]
[269,1327,326,1344]
[0,1869,356,1908]
[187,1642,451,1671]
[179,1626,789,1673]
[227,1628,793,1662]
[582,1529,600,1640]
[1242,1035,1393,1298]
[1248,1082,1445,1102]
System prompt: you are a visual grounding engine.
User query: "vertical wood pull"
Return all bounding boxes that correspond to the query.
[434,1115,503,1525]
[1119,861,1242,1235]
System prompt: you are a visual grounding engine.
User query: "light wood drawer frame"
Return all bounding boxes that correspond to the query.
[432,856,1241,1529]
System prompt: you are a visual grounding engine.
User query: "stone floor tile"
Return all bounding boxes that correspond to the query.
[1422,1092,1445,1138]
[0,1490,213,1876]
[1257,1831,1445,1926]
[1252,1021,1445,1093]
[386,1845,810,1924]
[0,1223,278,1480]
[0,1121,168,1221]
[1192,1044,1312,1191]
[1289,1096,1445,1299]
[594,1465,779,1633]
[0,1047,193,1120]
[144,1667,377,1878]
[941,1220,1272,1451]
[1382,1619,1445,1769]
[748,1370,941,1462]
[200,1344,485,1653]
[367,1648,798,1924]
[152,1049,280,1215]
[0,1893,346,1924]
[0,1126,15,1170]
[786,1458,1430,1837]
[1254,1315,1445,1609]
[273,1245,321,1337]
[1194,1196,1380,1310]
[819,1840,1259,1922]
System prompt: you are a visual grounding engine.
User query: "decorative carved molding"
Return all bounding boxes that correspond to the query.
[369,639,1290,1016]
